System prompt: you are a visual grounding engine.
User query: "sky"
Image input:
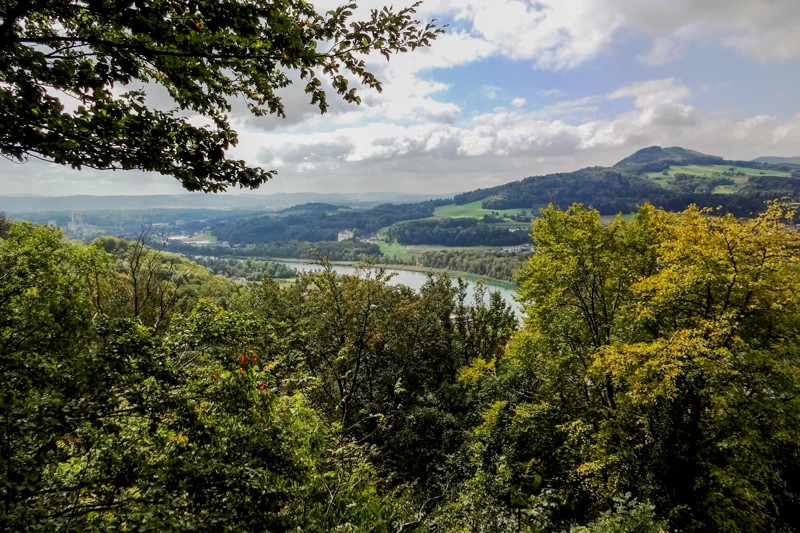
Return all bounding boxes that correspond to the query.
[2,0,800,196]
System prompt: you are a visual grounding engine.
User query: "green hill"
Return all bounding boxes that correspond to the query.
[613,145,725,173]
[753,155,800,165]
[451,146,800,217]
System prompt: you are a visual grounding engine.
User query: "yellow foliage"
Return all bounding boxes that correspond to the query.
[457,357,496,386]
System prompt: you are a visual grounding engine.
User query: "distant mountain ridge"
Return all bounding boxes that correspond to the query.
[5,147,800,217]
[753,155,800,165]
[0,191,447,213]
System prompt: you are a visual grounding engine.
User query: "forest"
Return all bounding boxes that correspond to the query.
[4,201,799,532]
[416,249,528,282]
[190,256,298,281]
[3,1,800,530]
[212,201,449,245]
[385,218,530,247]
[168,239,383,263]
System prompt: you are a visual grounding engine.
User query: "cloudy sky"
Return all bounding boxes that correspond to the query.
[3,0,800,196]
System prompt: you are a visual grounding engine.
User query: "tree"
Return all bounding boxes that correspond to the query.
[0,212,10,238]
[0,222,106,530]
[593,203,800,531]
[90,227,185,330]
[463,203,800,531]
[0,0,440,191]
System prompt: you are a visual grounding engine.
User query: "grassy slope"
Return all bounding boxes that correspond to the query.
[433,200,531,218]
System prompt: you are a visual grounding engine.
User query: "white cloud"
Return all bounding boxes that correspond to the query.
[423,0,800,69]
[608,78,692,108]
[446,0,625,70]
[618,0,800,63]
[637,37,682,66]
[511,97,527,108]
[482,85,502,100]
[226,77,800,195]
[538,88,566,99]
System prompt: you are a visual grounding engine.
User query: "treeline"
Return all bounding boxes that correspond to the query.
[417,248,528,282]
[6,204,800,531]
[189,256,297,280]
[168,239,382,262]
[668,173,733,193]
[212,199,449,244]
[171,239,526,282]
[386,217,530,246]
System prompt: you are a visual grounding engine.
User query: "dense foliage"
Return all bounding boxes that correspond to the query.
[169,239,383,262]
[453,167,663,213]
[4,202,800,531]
[417,248,529,282]
[190,256,298,281]
[449,202,800,531]
[0,0,439,191]
[386,217,530,246]
[1,221,517,530]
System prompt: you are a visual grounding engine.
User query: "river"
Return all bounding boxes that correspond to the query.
[272,259,522,316]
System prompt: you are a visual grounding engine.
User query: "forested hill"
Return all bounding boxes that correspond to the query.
[213,199,450,244]
[453,146,800,216]
[611,145,723,173]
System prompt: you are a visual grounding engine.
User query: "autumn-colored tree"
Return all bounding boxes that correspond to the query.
[593,203,800,531]
[458,203,800,531]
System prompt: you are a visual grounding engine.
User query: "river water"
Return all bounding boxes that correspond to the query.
[273,259,522,316]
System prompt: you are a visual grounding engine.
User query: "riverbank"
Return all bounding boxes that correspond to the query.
[267,258,521,316]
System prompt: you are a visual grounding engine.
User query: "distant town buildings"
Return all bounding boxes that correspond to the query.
[337,229,355,241]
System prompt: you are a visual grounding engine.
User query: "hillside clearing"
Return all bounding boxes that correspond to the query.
[433,200,532,218]
[646,164,792,193]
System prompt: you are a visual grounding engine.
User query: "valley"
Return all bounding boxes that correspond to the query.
[4,146,798,285]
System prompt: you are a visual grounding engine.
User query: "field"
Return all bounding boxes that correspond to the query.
[376,225,503,260]
[646,164,791,193]
[433,200,531,218]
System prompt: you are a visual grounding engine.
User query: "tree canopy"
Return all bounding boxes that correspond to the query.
[453,202,800,531]
[0,0,440,191]
[3,201,800,530]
